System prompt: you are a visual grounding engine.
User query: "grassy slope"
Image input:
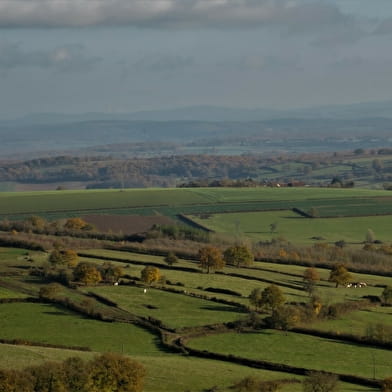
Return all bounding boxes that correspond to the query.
[0,187,391,215]
[187,329,392,379]
[189,209,392,243]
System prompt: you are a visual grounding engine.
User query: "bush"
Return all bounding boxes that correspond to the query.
[303,371,338,392]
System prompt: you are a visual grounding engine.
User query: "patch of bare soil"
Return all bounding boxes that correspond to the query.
[82,214,175,234]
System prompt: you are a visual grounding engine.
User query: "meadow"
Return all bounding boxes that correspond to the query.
[188,209,392,244]
[187,329,392,379]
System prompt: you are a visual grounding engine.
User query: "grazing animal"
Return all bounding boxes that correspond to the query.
[143,288,147,294]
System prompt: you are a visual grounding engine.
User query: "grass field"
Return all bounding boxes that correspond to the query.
[1,187,392,220]
[85,285,246,328]
[309,306,392,336]
[187,329,392,380]
[0,302,163,355]
[189,209,392,243]
[80,249,391,305]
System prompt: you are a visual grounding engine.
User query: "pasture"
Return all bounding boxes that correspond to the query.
[1,187,392,221]
[187,329,392,379]
[188,209,392,243]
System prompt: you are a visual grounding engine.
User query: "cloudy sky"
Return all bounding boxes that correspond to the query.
[1,0,392,119]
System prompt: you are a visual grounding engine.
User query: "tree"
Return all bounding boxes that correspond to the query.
[64,217,92,231]
[86,353,146,392]
[328,264,351,288]
[48,249,78,267]
[73,263,102,286]
[141,266,161,284]
[303,371,338,392]
[250,285,285,312]
[62,357,89,392]
[365,229,376,244]
[249,288,263,311]
[303,267,320,295]
[269,222,278,234]
[382,286,392,305]
[260,285,285,311]
[270,305,301,331]
[382,377,392,392]
[223,245,253,268]
[39,283,62,300]
[198,246,224,273]
[231,376,280,392]
[99,262,123,283]
[164,252,178,266]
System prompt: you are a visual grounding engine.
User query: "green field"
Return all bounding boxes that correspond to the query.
[187,329,392,379]
[81,249,391,306]
[189,209,392,243]
[85,285,246,328]
[1,187,392,219]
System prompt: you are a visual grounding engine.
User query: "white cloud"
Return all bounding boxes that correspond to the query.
[0,0,351,31]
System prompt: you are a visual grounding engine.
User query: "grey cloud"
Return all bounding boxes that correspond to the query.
[373,17,392,34]
[132,53,194,72]
[311,24,366,47]
[232,54,302,72]
[0,0,353,31]
[0,42,101,71]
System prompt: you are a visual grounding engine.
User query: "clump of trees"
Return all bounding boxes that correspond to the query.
[0,353,145,392]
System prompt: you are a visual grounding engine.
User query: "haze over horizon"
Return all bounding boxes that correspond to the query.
[1,0,392,119]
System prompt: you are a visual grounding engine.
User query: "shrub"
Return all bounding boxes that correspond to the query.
[303,371,338,392]
[141,266,161,284]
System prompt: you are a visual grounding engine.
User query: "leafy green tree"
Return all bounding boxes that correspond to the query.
[270,305,301,331]
[328,264,351,288]
[26,361,66,392]
[382,286,392,305]
[164,252,178,266]
[250,285,285,312]
[99,262,123,283]
[86,353,146,392]
[249,288,263,311]
[48,249,78,267]
[260,285,285,311]
[223,245,253,268]
[141,266,161,284]
[73,263,102,286]
[63,357,89,392]
[198,246,224,273]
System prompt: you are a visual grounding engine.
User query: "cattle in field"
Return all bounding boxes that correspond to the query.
[346,282,367,288]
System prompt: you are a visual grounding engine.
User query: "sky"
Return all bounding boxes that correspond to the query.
[1,0,392,119]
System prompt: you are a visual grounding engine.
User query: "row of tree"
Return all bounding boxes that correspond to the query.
[0,353,145,392]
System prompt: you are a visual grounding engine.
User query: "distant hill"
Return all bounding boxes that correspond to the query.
[11,100,392,124]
